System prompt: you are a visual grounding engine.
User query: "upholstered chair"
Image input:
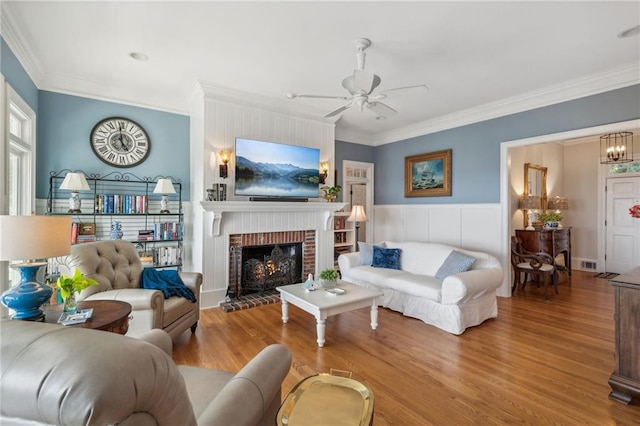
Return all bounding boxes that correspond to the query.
[511,236,558,299]
[0,320,292,425]
[58,240,202,339]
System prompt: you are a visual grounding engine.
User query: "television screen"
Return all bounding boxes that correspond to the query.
[234,138,320,199]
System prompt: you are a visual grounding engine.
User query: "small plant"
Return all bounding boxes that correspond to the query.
[319,268,339,281]
[56,269,98,299]
[320,185,342,202]
[537,211,563,223]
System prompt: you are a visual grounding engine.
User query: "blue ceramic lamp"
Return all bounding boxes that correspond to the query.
[0,215,72,320]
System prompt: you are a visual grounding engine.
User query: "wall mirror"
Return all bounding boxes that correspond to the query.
[523,163,547,227]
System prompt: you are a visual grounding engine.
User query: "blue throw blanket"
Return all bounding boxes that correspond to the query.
[140,269,197,302]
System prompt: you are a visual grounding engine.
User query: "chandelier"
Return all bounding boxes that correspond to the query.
[600,132,634,164]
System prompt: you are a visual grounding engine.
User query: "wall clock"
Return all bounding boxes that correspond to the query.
[90,117,150,168]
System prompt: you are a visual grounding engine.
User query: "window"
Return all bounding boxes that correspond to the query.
[609,161,640,175]
[2,84,36,295]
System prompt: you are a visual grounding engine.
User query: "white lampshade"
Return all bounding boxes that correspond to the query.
[153,179,176,194]
[59,172,90,191]
[347,205,368,223]
[0,215,72,261]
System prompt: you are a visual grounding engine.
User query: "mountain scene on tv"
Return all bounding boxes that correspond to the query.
[235,140,320,198]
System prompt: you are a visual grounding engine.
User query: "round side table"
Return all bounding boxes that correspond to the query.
[42,300,132,334]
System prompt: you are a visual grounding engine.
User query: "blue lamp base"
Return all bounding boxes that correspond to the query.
[1,263,53,321]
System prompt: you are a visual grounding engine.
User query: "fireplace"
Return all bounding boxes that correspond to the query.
[229,230,316,299]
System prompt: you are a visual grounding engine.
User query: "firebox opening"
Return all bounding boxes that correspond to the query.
[239,243,303,296]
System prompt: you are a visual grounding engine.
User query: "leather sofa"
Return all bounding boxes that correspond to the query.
[57,240,202,339]
[0,320,292,425]
[339,241,504,334]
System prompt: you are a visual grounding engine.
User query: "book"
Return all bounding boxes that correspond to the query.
[58,308,93,325]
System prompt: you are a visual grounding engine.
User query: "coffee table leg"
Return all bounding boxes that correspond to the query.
[370,300,379,330]
[281,299,289,324]
[316,316,326,347]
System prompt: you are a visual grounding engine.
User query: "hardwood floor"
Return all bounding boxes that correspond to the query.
[172,270,640,425]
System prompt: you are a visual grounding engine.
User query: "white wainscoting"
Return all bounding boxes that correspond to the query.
[197,205,339,308]
[373,204,509,297]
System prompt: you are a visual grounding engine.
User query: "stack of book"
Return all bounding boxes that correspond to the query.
[95,194,148,214]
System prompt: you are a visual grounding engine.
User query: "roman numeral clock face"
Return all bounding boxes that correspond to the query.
[90,117,150,167]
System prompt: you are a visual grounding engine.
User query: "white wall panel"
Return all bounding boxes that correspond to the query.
[428,208,461,245]
[373,204,508,296]
[191,91,336,307]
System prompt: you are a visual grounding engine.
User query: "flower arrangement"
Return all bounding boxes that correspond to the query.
[536,211,563,223]
[630,205,640,219]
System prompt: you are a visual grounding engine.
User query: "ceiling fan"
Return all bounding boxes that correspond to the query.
[285,38,428,119]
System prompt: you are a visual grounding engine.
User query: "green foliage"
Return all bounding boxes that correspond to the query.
[319,268,338,281]
[57,269,98,299]
[536,211,563,223]
[320,185,342,200]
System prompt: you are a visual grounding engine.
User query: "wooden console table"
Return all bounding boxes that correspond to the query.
[608,267,640,404]
[515,228,571,275]
[42,300,132,335]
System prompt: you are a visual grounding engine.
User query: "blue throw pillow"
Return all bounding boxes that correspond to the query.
[372,246,402,270]
[435,250,476,280]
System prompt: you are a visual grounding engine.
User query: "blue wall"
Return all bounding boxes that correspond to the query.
[335,140,375,201]
[1,37,38,112]
[372,84,640,205]
[37,91,191,199]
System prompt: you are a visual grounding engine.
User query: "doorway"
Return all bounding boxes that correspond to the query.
[342,160,374,243]
[605,176,640,273]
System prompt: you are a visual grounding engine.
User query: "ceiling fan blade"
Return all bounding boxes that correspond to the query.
[286,93,350,101]
[324,103,353,118]
[367,101,397,118]
[377,84,429,96]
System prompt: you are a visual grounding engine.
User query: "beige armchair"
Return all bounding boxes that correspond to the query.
[0,320,292,425]
[58,240,202,339]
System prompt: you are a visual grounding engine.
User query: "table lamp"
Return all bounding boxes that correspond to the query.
[59,172,90,213]
[0,215,72,320]
[153,179,176,214]
[547,196,569,228]
[347,205,368,242]
[518,195,541,231]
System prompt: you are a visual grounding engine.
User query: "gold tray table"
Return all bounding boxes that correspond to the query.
[277,373,374,425]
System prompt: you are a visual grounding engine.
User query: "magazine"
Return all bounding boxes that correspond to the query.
[58,308,93,326]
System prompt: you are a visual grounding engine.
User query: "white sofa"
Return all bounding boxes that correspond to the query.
[338,241,503,334]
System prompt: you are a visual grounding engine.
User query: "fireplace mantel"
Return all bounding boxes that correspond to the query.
[200,201,347,236]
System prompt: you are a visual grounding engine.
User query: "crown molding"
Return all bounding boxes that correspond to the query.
[198,80,339,126]
[0,3,44,85]
[39,72,191,115]
[370,62,640,146]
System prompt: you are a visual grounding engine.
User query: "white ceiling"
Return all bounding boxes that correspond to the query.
[2,1,639,145]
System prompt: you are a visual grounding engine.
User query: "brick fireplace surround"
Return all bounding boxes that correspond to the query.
[229,230,316,297]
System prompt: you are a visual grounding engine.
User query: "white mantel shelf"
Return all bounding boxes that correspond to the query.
[200,201,347,236]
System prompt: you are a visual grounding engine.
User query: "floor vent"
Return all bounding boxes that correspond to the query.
[580,260,597,270]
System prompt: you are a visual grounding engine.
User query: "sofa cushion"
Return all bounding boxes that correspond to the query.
[372,246,402,270]
[383,241,454,276]
[345,265,405,287]
[163,296,197,328]
[435,251,477,280]
[384,273,443,302]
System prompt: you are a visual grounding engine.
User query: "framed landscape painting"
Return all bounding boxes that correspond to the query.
[404,149,452,197]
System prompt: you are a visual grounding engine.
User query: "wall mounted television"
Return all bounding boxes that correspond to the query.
[234,137,320,200]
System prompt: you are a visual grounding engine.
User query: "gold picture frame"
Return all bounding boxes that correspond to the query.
[404,149,452,197]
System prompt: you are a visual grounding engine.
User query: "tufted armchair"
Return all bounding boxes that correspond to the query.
[58,240,202,340]
[1,320,292,425]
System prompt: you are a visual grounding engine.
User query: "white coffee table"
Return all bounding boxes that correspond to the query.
[276,281,383,347]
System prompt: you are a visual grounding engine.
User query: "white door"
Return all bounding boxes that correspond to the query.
[605,176,640,273]
[342,161,374,243]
